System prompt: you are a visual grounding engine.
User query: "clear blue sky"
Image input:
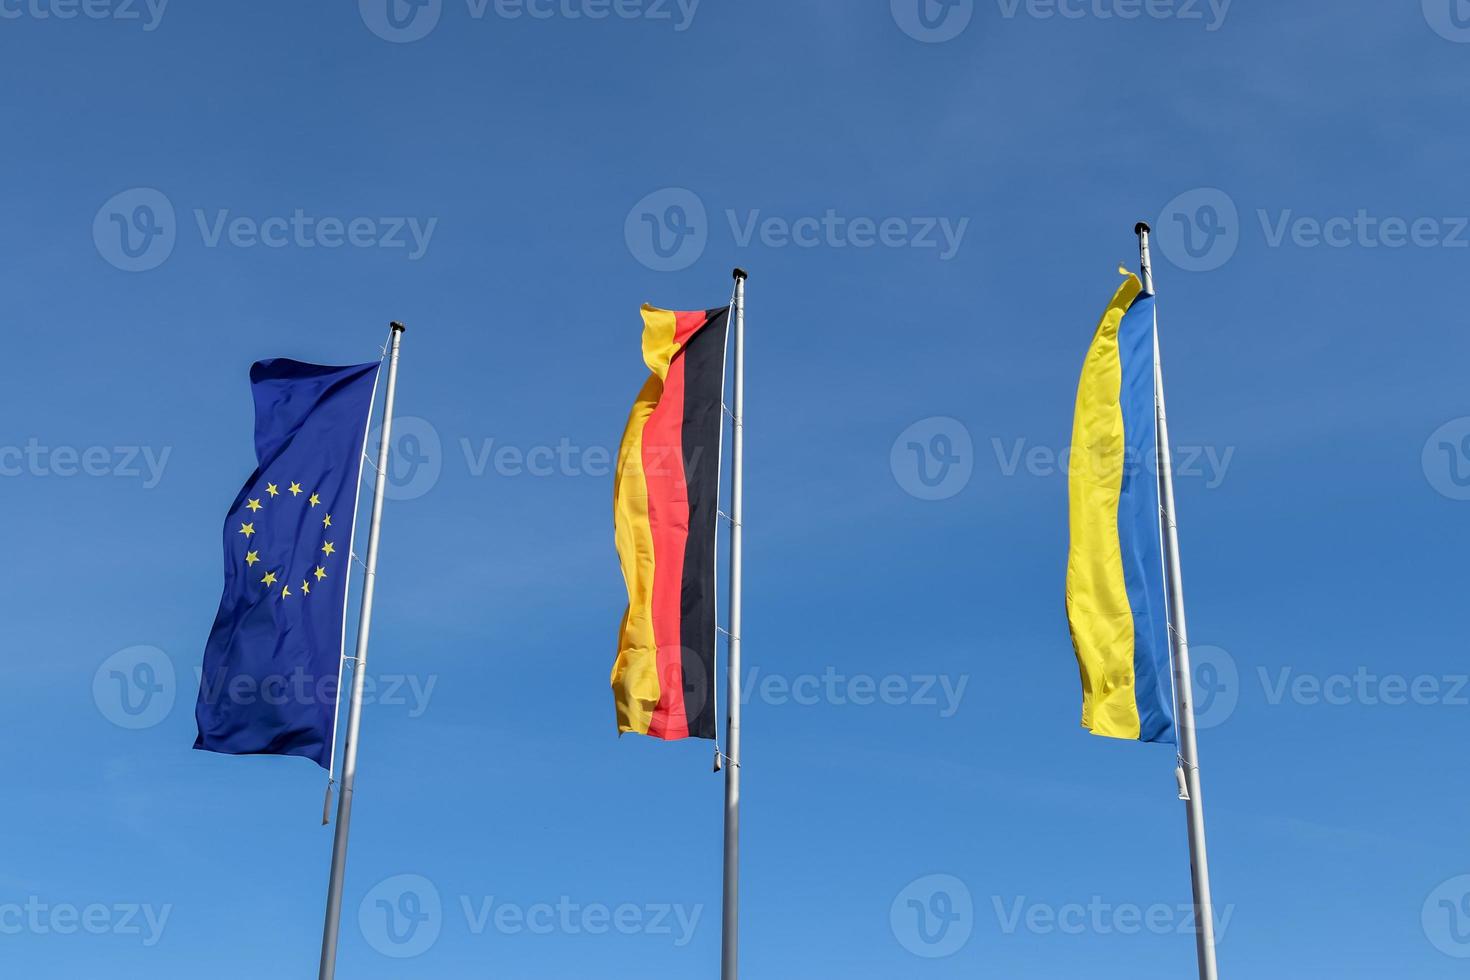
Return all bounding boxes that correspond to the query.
[4,2,1467,977]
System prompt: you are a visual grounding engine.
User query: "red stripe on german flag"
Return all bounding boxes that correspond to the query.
[612,304,730,740]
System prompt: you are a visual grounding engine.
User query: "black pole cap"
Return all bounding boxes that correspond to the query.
[390,321,407,333]
[732,267,749,281]
[1134,222,1152,236]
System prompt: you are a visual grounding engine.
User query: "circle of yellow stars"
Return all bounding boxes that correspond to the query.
[237,479,336,600]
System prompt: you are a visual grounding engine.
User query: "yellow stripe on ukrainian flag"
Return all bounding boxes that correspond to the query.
[1066,270,1175,744]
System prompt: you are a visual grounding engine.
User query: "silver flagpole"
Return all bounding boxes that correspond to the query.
[318,321,406,980]
[1136,224,1220,980]
[721,269,747,980]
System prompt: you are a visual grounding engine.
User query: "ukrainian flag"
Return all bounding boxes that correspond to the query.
[1066,270,1176,744]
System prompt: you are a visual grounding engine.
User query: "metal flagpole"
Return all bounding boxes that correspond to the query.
[1136,224,1220,980]
[721,268,747,980]
[318,321,406,980]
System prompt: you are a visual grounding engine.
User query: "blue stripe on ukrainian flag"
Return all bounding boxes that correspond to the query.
[1115,294,1174,744]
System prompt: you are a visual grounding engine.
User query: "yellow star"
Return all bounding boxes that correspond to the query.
[288,482,303,496]
[239,522,255,538]
[266,483,279,497]
[281,584,292,598]
[314,566,327,581]
[245,551,259,567]
[261,571,277,587]
[301,580,311,595]
[321,541,336,557]
[246,498,263,512]
[322,514,332,529]
[308,493,321,507]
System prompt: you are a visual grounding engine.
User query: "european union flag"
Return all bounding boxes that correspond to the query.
[195,358,381,768]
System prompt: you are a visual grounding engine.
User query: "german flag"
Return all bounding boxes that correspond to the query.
[612,304,730,740]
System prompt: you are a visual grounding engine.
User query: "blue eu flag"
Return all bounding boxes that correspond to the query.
[195,358,381,768]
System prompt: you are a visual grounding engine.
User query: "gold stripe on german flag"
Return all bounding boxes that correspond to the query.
[612,304,730,740]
